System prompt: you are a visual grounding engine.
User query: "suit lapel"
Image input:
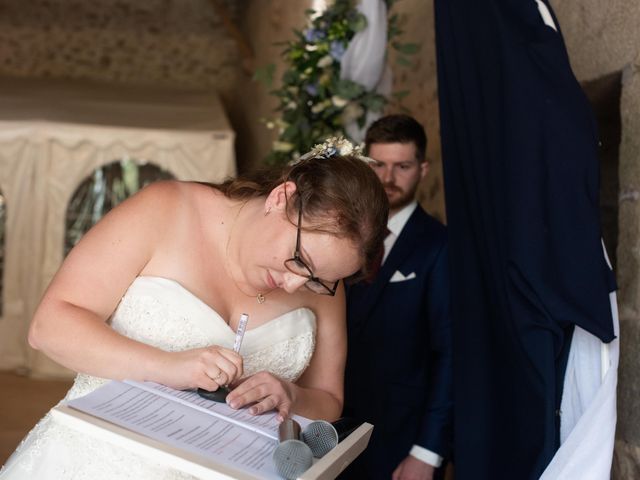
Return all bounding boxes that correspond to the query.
[357,208,426,323]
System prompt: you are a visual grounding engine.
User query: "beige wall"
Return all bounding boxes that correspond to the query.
[233,1,310,173]
[385,0,445,223]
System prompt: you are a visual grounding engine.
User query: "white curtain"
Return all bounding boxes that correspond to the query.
[340,0,392,143]
[0,80,235,378]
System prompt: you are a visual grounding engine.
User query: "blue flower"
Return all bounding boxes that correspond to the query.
[304,28,326,43]
[329,41,346,61]
[304,83,319,96]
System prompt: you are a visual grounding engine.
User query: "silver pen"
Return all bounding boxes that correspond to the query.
[197,313,249,403]
[233,313,249,353]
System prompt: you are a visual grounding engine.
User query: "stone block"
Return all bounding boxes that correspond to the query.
[613,439,640,480]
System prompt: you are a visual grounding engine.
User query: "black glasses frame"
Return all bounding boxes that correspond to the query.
[283,202,339,296]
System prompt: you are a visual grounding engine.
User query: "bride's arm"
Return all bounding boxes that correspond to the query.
[227,286,346,421]
[28,181,241,390]
[289,285,347,420]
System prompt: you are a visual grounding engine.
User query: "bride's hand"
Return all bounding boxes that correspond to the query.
[157,346,243,391]
[226,371,296,421]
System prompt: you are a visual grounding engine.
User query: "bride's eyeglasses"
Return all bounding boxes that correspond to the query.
[283,201,339,296]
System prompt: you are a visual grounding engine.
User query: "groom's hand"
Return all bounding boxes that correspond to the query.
[392,455,435,480]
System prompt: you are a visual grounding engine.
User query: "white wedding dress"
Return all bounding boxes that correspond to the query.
[0,276,317,479]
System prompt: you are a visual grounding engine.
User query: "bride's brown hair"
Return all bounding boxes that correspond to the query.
[214,155,388,282]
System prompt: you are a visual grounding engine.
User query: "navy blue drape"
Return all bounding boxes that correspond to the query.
[434,0,616,478]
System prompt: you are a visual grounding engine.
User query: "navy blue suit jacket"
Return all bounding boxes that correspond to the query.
[343,206,452,478]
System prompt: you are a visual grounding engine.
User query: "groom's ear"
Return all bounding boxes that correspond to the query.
[266,181,297,213]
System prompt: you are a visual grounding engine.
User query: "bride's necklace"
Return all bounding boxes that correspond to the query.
[225,201,274,304]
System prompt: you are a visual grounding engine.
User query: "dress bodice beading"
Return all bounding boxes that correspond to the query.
[67,276,317,400]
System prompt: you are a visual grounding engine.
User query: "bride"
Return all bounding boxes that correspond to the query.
[0,139,388,479]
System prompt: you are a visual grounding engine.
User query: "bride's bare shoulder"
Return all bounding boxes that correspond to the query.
[128,180,226,211]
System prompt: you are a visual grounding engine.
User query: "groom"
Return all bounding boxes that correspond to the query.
[342,115,452,480]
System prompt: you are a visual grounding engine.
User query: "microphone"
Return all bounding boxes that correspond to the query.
[301,420,338,458]
[272,419,313,480]
[300,417,365,458]
[330,417,365,442]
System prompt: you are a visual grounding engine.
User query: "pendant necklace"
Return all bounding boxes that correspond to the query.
[225,201,274,304]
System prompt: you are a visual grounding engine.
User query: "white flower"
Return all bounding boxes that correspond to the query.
[331,96,348,108]
[333,137,357,155]
[275,119,289,134]
[317,55,333,68]
[291,136,371,166]
[311,100,330,114]
[305,44,319,52]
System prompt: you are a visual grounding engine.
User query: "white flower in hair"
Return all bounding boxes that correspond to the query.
[291,136,374,166]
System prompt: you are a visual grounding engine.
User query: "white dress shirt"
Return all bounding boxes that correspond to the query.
[382,201,418,264]
[383,200,443,468]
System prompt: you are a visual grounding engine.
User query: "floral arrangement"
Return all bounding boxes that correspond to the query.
[255,0,418,166]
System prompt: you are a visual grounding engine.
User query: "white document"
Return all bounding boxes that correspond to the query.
[123,380,312,439]
[66,380,311,479]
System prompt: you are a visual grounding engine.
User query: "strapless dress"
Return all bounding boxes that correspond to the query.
[0,276,317,479]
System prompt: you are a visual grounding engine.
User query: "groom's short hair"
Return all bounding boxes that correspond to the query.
[365,114,427,162]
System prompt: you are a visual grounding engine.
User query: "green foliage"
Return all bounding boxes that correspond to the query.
[252,64,276,87]
[256,0,417,166]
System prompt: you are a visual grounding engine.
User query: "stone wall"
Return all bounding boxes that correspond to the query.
[552,0,640,476]
[0,0,240,96]
[613,64,640,478]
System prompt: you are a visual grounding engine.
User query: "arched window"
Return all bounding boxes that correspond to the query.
[65,159,174,256]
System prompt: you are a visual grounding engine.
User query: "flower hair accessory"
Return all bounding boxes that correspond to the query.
[290,136,375,166]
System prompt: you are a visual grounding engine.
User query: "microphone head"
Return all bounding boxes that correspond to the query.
[301,420,339,458]
[272,439,313,480]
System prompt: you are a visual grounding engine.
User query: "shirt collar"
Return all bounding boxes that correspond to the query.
[388,201,418,237]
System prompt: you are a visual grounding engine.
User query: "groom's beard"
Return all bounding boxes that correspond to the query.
[383,182,419,211]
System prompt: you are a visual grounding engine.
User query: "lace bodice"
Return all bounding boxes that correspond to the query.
[67,276,317,399]
[1,276,317,479]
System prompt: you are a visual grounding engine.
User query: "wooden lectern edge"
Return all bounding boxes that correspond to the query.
[52,405,373,480]
[298,423,374,480]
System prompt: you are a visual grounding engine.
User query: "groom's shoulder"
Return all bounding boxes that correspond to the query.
[414,206,447,239]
